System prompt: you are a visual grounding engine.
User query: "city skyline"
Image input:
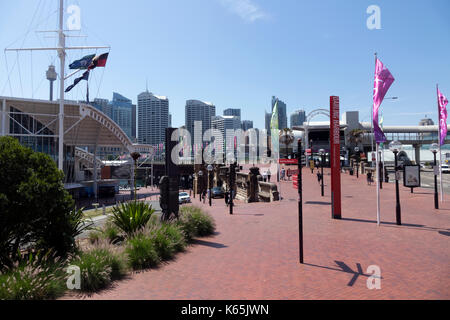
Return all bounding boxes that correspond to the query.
[0,0,449,130]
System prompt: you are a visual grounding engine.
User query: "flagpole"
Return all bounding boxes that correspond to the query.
[374,53,381,226]
[437,84,444,202]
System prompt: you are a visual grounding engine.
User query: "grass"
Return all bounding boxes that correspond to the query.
[82,205,116,219]
[125,233,161,270]
[177,206,216,241]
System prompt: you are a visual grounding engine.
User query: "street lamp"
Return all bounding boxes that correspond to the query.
[354,147,359,178]
[430,143,439,209]
[389,141,403,225]
[207,164,213,207]
[319,149,325,197]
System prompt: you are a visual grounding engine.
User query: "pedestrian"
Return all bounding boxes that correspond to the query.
[225,190,229,207]
[281,168,286,181]
[317,171,322,184]
[202,189,206,203]
[267,169,271,182]
[367,171,373,185]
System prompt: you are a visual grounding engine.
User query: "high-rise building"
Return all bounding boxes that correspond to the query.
[212,115,241,154]
[138,90,169,145]
[242,120,253,131]
[90,93,136,140]
[169,113,172,127]
[272,96,287,130]
[265,111,272,135]
[223,108,241,122]
[185,100,216,145]
[110,92,136,140]
[290,109,306,128]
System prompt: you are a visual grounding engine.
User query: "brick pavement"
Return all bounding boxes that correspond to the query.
[67,169,450,300]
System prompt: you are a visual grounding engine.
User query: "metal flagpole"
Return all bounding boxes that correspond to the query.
[374,53,381,225]
[437,84,444,202]
[57,0,65,170]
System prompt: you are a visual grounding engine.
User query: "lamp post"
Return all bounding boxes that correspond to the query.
[297,139,304,264]
[207,164,213,207]
[227,152,235,215]
[389,141,403,225]
[431,143,439,209]
[319,149,325,197]
[130,152,141,202]
[354,147,359,178]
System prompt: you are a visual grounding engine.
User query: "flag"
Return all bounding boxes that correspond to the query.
[438,86,448,146]
[88,53,109,70]
[65,70,89,92]
[69,54,95,70]
[270,100,279,159]
[372,57,395,144]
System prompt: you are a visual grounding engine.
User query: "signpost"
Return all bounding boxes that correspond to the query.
[403,165,420,194]
[330,96,342,219]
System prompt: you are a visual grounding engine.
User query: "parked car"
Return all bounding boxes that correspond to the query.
[441,164,450,174]
[211,187,225,199]
[178,192,191,204]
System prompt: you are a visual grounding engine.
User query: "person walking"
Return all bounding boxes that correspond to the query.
[202,189,206,204]
[317,171,322,185]
[267,169,271,182]
[225,190,229,207]
[367,171,373,185]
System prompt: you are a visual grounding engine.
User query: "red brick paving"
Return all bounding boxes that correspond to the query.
[67,169,450,300]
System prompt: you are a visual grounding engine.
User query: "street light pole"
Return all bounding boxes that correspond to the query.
[297,139,303,264]
[393,150,401,225]
[319,149,325,197]
[207,164,213,207]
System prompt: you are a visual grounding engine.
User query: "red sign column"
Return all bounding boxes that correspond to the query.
[330,96,342,219]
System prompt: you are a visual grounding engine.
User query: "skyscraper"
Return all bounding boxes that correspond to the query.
[185,100,216,145]
[138,90,169,145]
[272,96,287,130]
[212,115,241,155]
[290,109,306,128]
[223,108,241,122]
[110,92,136,140]
[242,120,253,131]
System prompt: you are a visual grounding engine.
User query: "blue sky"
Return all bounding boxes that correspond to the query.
[0,0,449,128]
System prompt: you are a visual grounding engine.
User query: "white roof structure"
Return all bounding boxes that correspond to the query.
[0,96,154,153]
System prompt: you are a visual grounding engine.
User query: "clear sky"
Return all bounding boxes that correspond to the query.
[0,0,449,129]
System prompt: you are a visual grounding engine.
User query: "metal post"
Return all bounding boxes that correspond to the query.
[93,145,98,201]
[321,154,324,197]
[434,152,439,209]
[229,163,234,215]
[394,151,402,225]
[1,99,6,136]
[57,0,65,171]
[379,151,383,189]
[209,171,212,207]
[297,140,303,264]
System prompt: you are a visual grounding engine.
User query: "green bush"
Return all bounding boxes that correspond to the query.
[125,233,161,270]
[178,206,216,241]
[161,223,187,253]
[0,136,88,271]
[71,245,127,292]
[0,251,67,300]
[111,201,155,237]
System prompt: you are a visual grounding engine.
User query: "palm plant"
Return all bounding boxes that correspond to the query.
[111,202,155,237]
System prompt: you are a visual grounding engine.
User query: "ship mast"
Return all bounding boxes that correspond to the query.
[5,0,110,171]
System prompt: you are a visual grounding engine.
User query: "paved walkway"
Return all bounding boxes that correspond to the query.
[69,169,450,300]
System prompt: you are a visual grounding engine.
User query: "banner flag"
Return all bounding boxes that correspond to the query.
[438,86,448,146]
[373,57,395,144]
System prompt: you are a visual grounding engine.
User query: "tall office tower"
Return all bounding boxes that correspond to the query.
[290,109,306,128]
[110,92,136,140]
[211,115,241,154]
[242,120,253,131]
[91,98,112,119]
[185,100,216,145]
[223,108,241,122]
[138,90,169,145]
[271,96,287,129]
[265,111,272,135]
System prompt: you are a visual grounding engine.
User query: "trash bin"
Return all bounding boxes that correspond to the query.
[349,169,354,176]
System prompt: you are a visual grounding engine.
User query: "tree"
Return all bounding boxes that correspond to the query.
[0,137,86,270]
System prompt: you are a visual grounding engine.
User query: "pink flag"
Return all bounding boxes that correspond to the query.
[373,57,395,144]
[438,86,448,146]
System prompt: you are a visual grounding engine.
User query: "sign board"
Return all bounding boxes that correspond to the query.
[403,165,420,188]
[434,165,440,176]
[330,96,342,219]
[279,159,298,165]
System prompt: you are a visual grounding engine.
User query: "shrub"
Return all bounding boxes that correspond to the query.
[151,226,176,260]
[0,136,88,271]
[178,206,216,241]
[102,221,124,245]
[111,201,155,237]
[125,233,160,270]
[71,244,127,292]
[161,223,187,253]
[0,251,67,300]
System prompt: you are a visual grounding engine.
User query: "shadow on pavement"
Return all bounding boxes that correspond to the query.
[191,239,228,249]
